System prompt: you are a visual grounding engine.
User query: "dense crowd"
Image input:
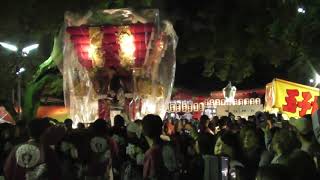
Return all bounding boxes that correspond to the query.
[0,112,319,180]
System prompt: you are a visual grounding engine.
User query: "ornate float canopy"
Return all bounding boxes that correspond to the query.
[62,9,178,124]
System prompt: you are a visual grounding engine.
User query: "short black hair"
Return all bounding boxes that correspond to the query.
[64,118,73,127]
[200,115,209,124]
[90,119,107,135]
[142,114,163,139]
[28,118,50,141]
[114,115,125,127]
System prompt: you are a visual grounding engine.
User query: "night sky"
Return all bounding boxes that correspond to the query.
[174,57,289,93]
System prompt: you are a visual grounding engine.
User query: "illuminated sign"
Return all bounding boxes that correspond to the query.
[168,98,261,112]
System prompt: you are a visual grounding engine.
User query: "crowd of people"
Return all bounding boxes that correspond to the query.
[0,111,320,180]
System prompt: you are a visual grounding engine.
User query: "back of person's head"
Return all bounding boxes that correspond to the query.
[114,115,125,127]
[248,115,255,122]
[200,115,209,124]
[134,119,142,127]
[212,116,219,123]
[142,114,163,140]
[127,122,141,138]
[219,130,239,150]
[90,119,108,135]
[64,118,73,129]
[199,115,210,131]
[77,123,85,129]
[287,150,318,180]
[256,164,291,180]
[218,116,231,128]
[28,118,51,141]
[272,129,296,155]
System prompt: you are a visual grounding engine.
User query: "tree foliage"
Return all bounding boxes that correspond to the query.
[169,0,320,84]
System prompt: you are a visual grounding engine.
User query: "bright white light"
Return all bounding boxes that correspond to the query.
[72,121,78,129]
[310,79,315,83]
[141,99,157,116]
[118,33,136,65]
[316,74,320,85]
[16,67,26,75]
[0,42,18,52]
[222,168,228,177]
[120,34,135,54]
[22,44,39,56]
[298,7,306,14]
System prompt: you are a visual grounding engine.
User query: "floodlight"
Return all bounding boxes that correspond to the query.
[298,7,306,14]
[22,44,39,56]
[310,79,315,83]
[0,42,18,52]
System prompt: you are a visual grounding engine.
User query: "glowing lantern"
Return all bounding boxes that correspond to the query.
[187,103,193,112]
[255,98,261,105]
[67,23,154,69]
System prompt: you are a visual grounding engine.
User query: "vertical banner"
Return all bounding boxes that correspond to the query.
[265,78,320,118]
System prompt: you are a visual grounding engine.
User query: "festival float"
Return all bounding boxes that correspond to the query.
[62,9,177,125]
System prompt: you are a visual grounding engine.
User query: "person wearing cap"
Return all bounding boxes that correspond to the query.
[290,115,320,169]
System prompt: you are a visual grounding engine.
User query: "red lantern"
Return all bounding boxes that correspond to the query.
[66,23,155,70]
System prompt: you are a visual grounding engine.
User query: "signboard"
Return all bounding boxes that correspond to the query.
[265,78,320,118]
[216,104,263,117]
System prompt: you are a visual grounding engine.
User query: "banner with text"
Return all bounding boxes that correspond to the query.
[265,78,320,118]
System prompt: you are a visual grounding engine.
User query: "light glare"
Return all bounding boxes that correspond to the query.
[0,42,18,52]
[316,74,320,84]
[298,7,306,14]
[119,34,135,57]
[22,44,39,56]
[16,67,26,75]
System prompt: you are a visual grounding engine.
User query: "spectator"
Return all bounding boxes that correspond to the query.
[142,114,178,180]
[77,122,85,130]
[198,115,215,155]
[4,118,62,180]
[270,129,297,165]
[239,125,265,179]
[64,118,73,131]
[214,130,245,179]
[287,150,319,180]
[290,115,320,169]
[86,119,118,179]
